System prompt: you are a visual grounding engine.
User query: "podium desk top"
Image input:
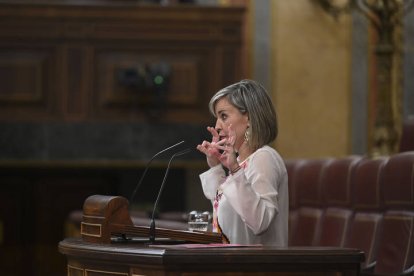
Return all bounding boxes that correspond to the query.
[59,238,364,274]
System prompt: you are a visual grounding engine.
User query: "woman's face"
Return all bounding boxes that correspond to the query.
[214,97,249,150]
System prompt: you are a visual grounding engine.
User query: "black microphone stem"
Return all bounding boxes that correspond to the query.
[149,148,191,243]
[129,140,185,205]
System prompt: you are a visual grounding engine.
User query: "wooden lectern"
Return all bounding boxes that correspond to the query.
[80,194,223,244]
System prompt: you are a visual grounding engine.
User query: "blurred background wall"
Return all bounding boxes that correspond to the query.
[250,0,414,158]
[0,0,413,275]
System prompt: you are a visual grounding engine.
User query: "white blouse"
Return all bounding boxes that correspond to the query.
[199,145,288,246]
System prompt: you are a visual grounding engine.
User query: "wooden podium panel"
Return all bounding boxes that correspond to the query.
[59,195,365,275]
[59,238,364,276]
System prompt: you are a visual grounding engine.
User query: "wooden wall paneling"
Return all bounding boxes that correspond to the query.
[31,168,115,276]
[0,3,246,123]
[61,44,92,121]
[0,3,246,276]
[223,45,243,86]
[93,45,216,123]
[0,44,58,120]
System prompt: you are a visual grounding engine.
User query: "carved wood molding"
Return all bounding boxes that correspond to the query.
[0,2,246,123]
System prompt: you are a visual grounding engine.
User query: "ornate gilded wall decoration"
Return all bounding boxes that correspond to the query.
[315,0,414,156]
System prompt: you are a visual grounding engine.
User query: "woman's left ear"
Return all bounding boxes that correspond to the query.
[244,113,249,125]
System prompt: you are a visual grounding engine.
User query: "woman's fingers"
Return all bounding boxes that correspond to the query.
[199,126,238,168]
[216,138,227,147]
[198,137,236,170]
[227,124,236,146]
[207,126,220,142]
[197,140,221,156]
[196,144,206,153]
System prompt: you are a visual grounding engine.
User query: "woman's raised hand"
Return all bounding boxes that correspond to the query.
[216,124,239,172]
[196,126,221,168]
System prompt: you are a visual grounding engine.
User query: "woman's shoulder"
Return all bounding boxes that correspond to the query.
[254,145,279,156]
[248,145,287,176]
[251,145,284,163]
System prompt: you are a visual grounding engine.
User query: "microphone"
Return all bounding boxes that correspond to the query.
[149,147,192,243]
[129,140,185,205]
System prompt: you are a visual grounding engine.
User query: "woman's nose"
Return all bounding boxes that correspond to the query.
[215,120,222,133]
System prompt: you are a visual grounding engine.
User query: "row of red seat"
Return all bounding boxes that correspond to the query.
[285,151,414,275]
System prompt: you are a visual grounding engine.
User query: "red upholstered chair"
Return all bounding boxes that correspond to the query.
[373,152,414,275]
[345,157,388,271]
[289,158,333,246]
[317,156,363,247]
[284,159,306,245]
[399,115,414,152]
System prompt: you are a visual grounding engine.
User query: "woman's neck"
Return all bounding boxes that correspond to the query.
[237,141,254,163]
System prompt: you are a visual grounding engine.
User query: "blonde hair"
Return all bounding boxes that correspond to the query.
[209,79,278,150]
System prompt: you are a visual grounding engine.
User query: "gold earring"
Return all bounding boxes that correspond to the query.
[244,129,249,142]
